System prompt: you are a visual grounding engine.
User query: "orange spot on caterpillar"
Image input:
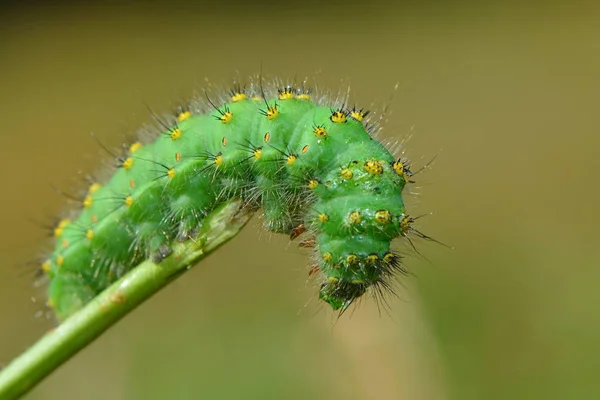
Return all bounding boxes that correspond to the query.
[301,145,309,153]
[62,239,69,248]
[330,110,347,123]
[129,179,135,189]
[221,137,227,146]
[91,215,98,223]
[264,132,271,142]
[125,196,133,207]
[175,152,181,162]
[123,157,134,170]
[54,219,70,238]
[129,142,142,153]
[170,128,182,140]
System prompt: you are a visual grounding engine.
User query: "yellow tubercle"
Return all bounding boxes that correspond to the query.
[54,219,70,237]
[375,210,392,224]
[318,213,329,223]
[232,92,247,102]
[265,106,279,120]
[129,142,142,153]
[86,229,94,240]
[346,254,358,265]
[125,196,133,207]
[278,88,294,100]
[177,111,191,121]
[220,112,233,124]
[392,161,404,175]
[348,211,362,224]
[42,261,51,274]
[383,252,396,264]
[366,254,379,264]
[350,110,365,122]
[167,168,176,179]
[364,160,383,175]
[340,168,353,180]
[123,157,134,170]
[170,128,182,140]
[88,183,101,194]
[313,126,327,137]
[330,110,347,123]
[286,155,297,165]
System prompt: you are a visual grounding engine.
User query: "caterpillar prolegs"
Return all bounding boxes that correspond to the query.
[42,79,424,320]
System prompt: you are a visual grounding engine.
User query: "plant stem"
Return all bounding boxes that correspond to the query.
[0,199,254,400]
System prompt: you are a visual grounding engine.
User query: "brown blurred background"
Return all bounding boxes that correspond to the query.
[0,1,598,399]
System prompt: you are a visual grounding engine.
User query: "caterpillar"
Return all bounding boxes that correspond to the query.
[41,77,425,321]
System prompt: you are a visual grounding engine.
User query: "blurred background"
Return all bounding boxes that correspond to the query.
[0,1,598,399]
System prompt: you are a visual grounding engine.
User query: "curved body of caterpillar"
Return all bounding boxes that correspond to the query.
[42,82,415,320]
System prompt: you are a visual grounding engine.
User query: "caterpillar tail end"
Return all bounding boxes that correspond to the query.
[319,280,367,311]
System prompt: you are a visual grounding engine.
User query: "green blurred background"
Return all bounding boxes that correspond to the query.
[0,1,598,399]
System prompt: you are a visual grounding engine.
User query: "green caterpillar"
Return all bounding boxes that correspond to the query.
[42,79,420,320]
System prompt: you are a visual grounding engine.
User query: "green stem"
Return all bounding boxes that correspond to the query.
[0,199,254,400]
